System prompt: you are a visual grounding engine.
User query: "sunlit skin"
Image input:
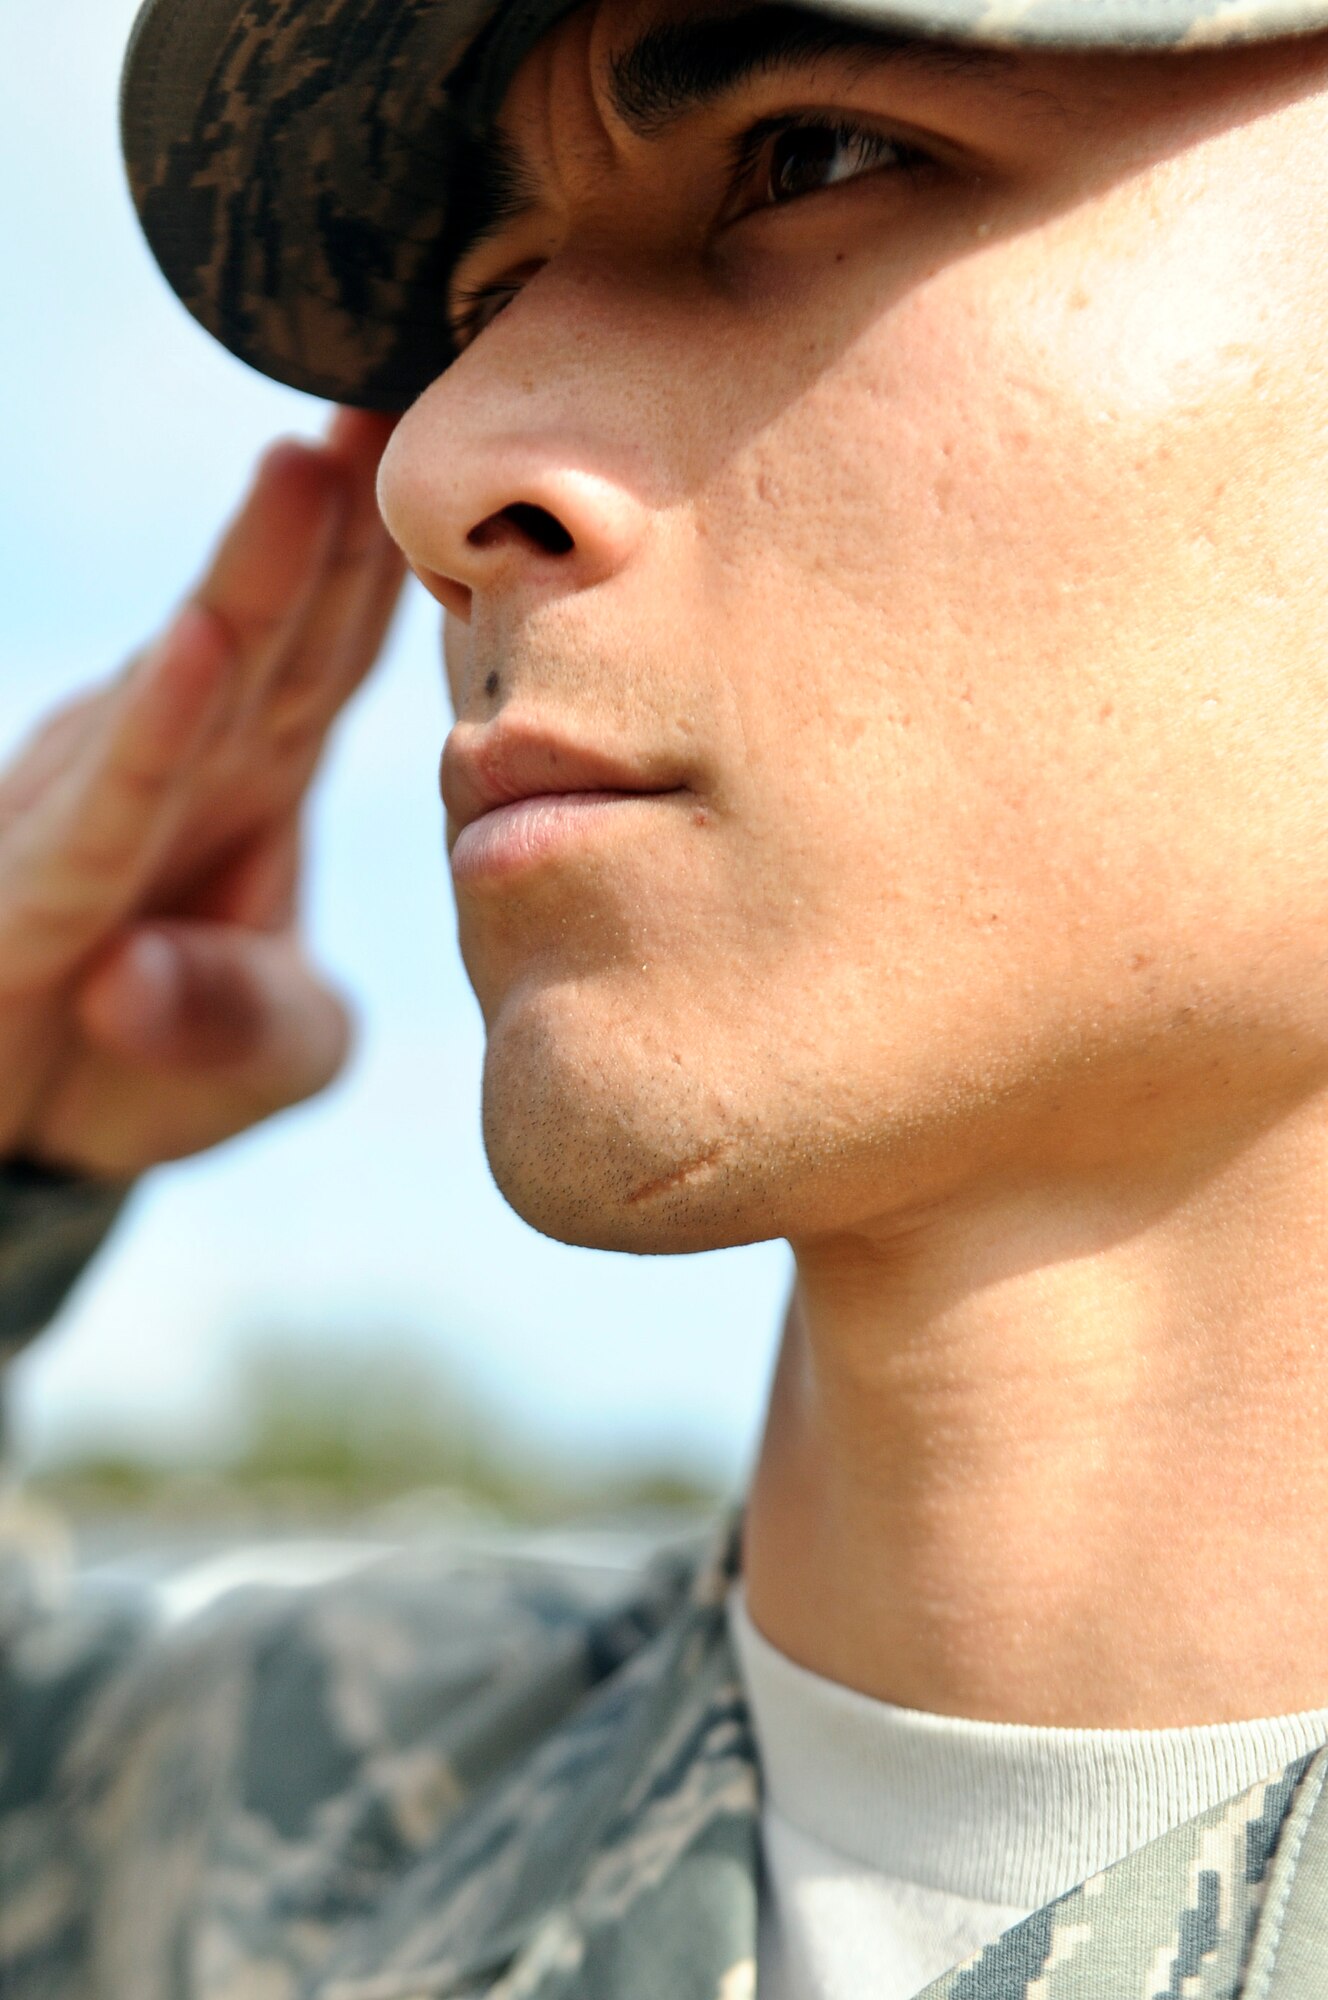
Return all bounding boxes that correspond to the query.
[376,8,1328,1725]
[7,5,1328,1733]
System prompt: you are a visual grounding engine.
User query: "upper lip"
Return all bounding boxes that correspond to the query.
[441,720,686,834]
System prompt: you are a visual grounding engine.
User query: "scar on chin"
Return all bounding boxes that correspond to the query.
[624,1144,728,1207]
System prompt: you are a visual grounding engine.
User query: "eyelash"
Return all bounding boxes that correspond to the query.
[450,275,528,352]
[448,111,933,350]
[727,110,933,212]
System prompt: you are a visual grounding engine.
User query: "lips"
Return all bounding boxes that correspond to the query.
[441,719,685,835]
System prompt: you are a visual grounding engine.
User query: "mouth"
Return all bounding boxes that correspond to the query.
[441,719,691,886]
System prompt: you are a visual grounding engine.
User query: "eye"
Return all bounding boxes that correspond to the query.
[728,115,933,220]
[448,258,546,352]
[449,278,524,353]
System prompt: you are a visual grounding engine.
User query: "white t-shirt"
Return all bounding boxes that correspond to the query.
[727,1582,1328,2000]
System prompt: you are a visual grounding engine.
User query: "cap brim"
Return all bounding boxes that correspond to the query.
[121,0,1328,409]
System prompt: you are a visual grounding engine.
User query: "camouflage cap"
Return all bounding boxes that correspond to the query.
[121,0,1328,410]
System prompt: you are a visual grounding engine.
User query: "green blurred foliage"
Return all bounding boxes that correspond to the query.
[34,1330,723,1526]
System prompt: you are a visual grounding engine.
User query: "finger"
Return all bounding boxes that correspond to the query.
[0,435,340,867]
[324,405,398,460]
[68,922,353,1166]
[0,683,110,826]
[193,438,348,725]
[267,529,407,753]
[188,815,304,931]
[261,419,403,738]
[339,537,409,707]
[0,605,234,989]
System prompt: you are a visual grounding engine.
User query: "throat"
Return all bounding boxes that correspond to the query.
[743,1149,1328,1728]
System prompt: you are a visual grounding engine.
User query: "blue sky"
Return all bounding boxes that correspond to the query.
[0,0,789,1484]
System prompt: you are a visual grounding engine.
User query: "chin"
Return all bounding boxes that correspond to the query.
[477,994,789,1255]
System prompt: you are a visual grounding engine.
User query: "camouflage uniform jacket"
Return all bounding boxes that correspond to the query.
[1,1161,1327,2000]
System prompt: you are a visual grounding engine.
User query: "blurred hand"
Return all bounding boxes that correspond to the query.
[0,409,405,1178]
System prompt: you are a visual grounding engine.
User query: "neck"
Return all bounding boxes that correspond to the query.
[743,1095,1328,1727]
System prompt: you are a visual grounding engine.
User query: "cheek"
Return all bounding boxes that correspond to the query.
[688,185,1328,972]
[709,131,1326,621]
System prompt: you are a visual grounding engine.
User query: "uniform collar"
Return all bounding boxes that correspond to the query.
[310,1512,1328,2000]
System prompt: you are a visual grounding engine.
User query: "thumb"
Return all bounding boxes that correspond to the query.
[77,920,354,1105]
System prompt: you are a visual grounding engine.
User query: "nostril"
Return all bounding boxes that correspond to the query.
[505,503,574,555]
[467,503,575,557]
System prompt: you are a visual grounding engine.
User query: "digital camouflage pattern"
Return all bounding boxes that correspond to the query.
[0,1159,132,1367]
[119,0,1328,410]
[1,1162,1328,1997]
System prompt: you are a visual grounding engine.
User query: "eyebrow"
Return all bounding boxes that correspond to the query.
[447,127,541,271]
[444,5,1014,295]
[608,7,1016,138]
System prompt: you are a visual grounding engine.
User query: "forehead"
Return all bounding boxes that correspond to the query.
[492,0,1015,131]
[465,0,1328,154]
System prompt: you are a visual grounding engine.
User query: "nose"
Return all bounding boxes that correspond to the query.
[376,353,650,623]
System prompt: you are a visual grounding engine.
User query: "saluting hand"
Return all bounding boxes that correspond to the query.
[0,409,405,1179]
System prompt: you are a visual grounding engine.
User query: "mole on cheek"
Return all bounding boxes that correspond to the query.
[485,670,500,699]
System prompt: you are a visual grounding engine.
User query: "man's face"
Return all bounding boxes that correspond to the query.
[377,8,1328,1254]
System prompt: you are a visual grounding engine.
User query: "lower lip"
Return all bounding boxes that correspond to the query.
[450,791,675,886]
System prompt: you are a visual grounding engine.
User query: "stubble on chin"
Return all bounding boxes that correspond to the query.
[477,1001,781,1254]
